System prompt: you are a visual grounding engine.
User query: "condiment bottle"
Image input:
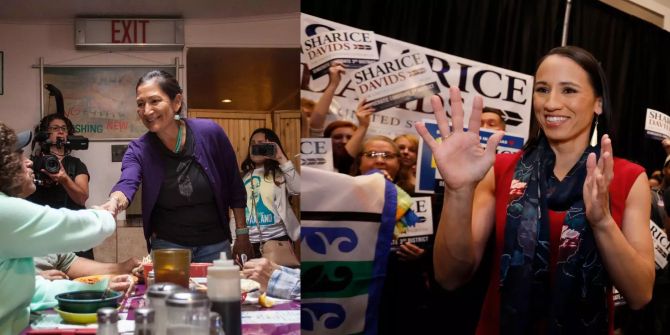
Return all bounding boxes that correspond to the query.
[207,254,241,335]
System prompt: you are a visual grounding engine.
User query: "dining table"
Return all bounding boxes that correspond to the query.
[21,282,301,335]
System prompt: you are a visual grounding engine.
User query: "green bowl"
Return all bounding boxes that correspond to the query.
[55,290,122,313]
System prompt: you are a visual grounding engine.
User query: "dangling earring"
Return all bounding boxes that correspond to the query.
[174,113,181,121]
[590,116,599,147]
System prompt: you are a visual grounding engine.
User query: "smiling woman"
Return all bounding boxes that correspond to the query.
[418,46,654,335]
[99,70,255,264]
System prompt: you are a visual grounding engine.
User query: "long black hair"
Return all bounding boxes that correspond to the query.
[240,128,288,186]
[524,46,611,152]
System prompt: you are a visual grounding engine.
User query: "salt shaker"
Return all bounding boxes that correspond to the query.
[134,307,155,335]
[96,307,119,335]
[165,291,211,335]
[146,270,155,287]
[145,283,186,335]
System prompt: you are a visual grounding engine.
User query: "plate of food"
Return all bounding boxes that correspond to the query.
[74,274,138,285]
[241,278,261,293]
[73,274,113,285]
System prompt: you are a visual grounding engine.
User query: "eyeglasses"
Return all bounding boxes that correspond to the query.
[48,126,68,132]
[362,151,399,160]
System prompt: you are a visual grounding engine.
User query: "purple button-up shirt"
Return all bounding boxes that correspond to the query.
[111,119,246,250]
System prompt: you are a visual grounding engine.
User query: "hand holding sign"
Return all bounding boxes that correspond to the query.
[355,98,375,129]
[415,88,504,191]
[328,62,346,88]
[397,242,425,262]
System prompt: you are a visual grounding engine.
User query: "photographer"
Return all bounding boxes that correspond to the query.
[27,114,93,259]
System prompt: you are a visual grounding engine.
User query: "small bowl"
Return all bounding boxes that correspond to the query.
[54,307,97,324]
[55,290,122,314]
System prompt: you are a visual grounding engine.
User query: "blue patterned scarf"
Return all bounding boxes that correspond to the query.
[500,137,610,334]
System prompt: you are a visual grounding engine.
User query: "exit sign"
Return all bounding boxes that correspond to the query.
[75,18,184,50]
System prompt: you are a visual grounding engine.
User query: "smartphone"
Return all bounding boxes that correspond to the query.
[251,143,276,157]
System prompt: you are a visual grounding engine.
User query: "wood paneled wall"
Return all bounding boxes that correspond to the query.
[189,110,271,166]
[189,109,302,220]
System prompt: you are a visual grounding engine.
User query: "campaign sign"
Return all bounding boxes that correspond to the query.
[301,138,334,171]
[645,108,670,140]
[352,52,439,112]
[650,220,670,269]
[301,13,533,144]
[395,197,433,248]
[416,121,525,193]
[302,29,379,78]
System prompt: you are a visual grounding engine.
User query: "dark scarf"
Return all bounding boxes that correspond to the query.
[500,137,610,334]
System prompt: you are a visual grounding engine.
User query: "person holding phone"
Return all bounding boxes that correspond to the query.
[99,70,253,263]
[236,128,300,261]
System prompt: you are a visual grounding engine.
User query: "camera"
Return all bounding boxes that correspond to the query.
[251,143,276,157]
[32,133,89,186]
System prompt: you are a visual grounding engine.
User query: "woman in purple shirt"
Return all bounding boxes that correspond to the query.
[101,70,253,262]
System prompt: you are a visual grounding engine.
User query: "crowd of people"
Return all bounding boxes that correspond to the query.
[301,45,667,335]
[2,44,668,334]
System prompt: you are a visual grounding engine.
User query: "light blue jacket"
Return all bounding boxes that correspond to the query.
[0,192,115,335]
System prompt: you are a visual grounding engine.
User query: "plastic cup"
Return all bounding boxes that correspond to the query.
[152,249,191,288]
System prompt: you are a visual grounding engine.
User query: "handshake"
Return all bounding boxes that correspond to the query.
[91,192,128,217]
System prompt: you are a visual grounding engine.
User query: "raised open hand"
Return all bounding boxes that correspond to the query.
[415,87,504,191]
[584,134,614,229]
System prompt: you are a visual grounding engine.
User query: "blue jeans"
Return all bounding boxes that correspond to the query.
[150,237,231,263]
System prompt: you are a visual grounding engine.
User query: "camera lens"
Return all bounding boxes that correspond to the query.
[44,155,60,174]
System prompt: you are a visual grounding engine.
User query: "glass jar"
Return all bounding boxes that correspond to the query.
[166,291,211,335]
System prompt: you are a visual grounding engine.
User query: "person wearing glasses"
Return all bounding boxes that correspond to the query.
[352,135,429,334]
[310,62,375,174]
[27,114,93,259]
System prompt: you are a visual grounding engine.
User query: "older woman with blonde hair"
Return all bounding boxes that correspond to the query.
[351,134,430,333]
